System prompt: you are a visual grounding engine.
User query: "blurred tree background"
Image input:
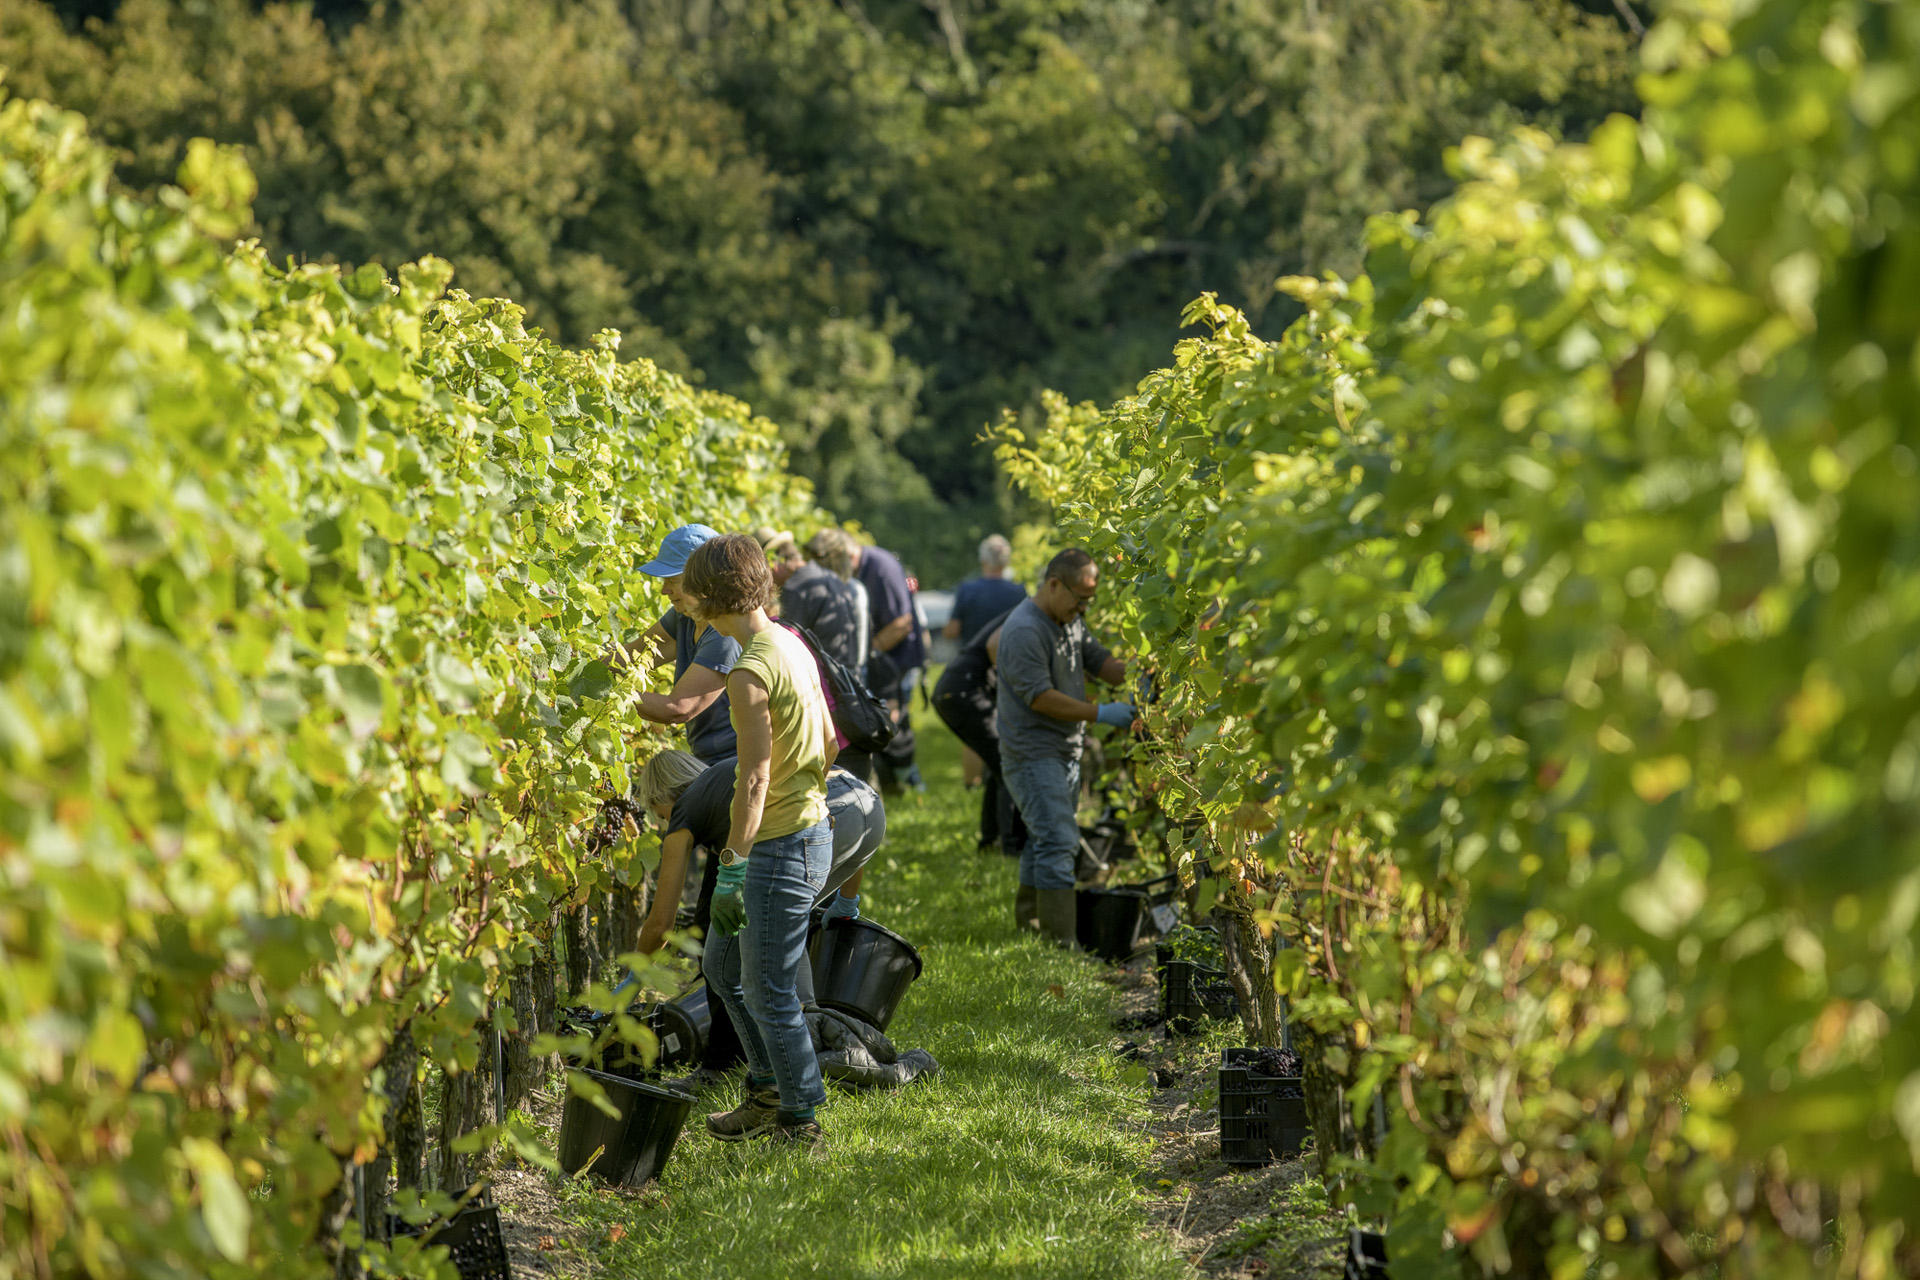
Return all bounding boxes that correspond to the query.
[0,0,1642,579]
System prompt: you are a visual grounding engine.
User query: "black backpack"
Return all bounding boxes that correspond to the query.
[777,621,898,755]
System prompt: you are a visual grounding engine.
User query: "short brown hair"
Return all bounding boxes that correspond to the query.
[684,532,777,616]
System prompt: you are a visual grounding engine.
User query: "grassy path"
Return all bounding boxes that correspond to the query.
[551,712,1191,1279]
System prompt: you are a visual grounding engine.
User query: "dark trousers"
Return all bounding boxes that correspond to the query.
[932,680,1026,854]
[691,846,746,1069]
[872,667,921,792]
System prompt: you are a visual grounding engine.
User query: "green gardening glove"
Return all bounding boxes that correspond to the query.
[711,859,748,937]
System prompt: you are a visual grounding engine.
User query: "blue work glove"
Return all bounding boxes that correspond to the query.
[822,892,860,922]
[711,859,748,937]
[1095,701,1137,729]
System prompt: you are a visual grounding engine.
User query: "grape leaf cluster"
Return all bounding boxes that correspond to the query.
[0,95,824,1275]
[998,2,1920,1272]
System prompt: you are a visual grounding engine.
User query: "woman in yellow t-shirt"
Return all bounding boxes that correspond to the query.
[681,532,836,1148]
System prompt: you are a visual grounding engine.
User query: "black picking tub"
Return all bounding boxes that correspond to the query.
[1077,874,1176,961]
[809,917,924,1031]
[1346,1229,1390,1278]
[649,981,746,1071]
[557,1007,657,1078]
[557,1068,695,1188]
[639,999,700,1072]
[1076,887,1148,961]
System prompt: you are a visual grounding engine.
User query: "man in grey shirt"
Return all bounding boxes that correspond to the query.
[993,547,1134,945]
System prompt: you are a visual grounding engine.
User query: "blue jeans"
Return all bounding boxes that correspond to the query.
[702,819,832,1114]
[1001,753,1080,891]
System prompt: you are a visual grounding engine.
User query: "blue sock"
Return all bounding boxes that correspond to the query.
[749,1073,775,1089]
[778,1107,816,1125]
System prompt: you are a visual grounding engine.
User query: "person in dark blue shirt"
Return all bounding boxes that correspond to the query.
[945,534,1028,646]
[849,538,928,794]
[629,524,741,764]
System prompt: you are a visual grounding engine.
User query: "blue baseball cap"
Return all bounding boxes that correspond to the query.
[638,523,721,577]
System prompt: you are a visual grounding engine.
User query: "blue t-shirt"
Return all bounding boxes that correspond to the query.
[660,607,741,763]
[855,545,927,671]
[951,575,1028,645]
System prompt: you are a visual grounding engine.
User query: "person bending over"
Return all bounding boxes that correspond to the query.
[993,548,1133,946]
[931,604,1026,856]
[633,749,886,1088]
[679,532,837,1147]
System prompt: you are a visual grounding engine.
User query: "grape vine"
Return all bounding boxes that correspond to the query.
[0,94,823,1276]
[999,2,1920,1274]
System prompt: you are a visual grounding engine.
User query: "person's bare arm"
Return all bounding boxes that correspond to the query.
[872,613,913,652]
[1097,655,1127,686]
[635,829,693,954]
[725,671,773,855]
[942,617,962,640]
[985,626,1004,667]
[637,662,726,725]
[1030,689,1099,723]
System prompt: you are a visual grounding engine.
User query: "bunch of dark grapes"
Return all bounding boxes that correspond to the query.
[1253,1047,1301,1078]
[590,796,643,855]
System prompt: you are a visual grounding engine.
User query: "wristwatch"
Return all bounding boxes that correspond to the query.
[718,846,748,867]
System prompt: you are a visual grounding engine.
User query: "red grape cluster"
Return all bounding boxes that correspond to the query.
[590,796,644,855]
[1252,1046,1301,1078]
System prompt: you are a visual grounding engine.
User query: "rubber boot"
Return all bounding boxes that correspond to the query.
[1036,888,1080,950]
[1014,883,1039,933]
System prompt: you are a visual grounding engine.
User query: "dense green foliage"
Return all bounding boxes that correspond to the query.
[0,94,819,1276]
[999,0,1920,1274]
[0,0,1638,578]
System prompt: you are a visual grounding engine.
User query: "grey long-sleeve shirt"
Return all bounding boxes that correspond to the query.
[993,598,1114,763]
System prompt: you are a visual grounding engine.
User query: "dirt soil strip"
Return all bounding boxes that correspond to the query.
[1101,954,1348,1279]
[487,1087,603,1278]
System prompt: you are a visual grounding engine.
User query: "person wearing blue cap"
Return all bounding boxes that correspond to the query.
[630,523,742,765]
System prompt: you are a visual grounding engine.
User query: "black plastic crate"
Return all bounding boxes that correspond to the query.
[1218,1047,1311,1166]
[390,1192,511,1280]
[1345,1228,1389,1278]
[1160,958,1238,1031]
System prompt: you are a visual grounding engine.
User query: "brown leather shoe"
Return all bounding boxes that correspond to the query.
[769,1118,826,1150]
[705,1078,780,1142]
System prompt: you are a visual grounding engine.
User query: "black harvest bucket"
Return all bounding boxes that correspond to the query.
[557,1068,694,1187]
[1076,887,1147,960]
[1077,874,1176,961]
[809,917,924,1030]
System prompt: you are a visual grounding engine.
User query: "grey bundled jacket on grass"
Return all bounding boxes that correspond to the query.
[805,1006,940,1089]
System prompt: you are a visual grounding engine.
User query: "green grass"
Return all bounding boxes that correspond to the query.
[552,710,1191,1279]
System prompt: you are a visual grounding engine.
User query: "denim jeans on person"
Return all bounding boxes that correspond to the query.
[701,818,833,1114]
[999,752,1080,891]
